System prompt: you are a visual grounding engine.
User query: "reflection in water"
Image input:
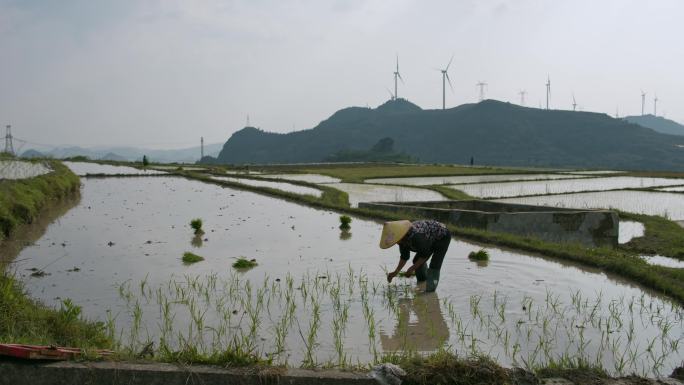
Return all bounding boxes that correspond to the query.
[191,234,203,248]
[0,192,80,266]
[339,229,352,240]
[380,292,449,352]
[471,259,489,268]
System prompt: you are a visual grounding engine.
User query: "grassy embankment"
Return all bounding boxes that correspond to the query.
[178,165,684,305]
[269,164,529,183]
[0,161,111,348]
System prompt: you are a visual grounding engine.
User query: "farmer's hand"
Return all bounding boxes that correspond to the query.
[404,267,415,278]
[387,271,398,283]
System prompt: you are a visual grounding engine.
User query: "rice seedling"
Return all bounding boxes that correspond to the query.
[339,215,352,230]
[190,218,204,235]
[232,257,258,269]
[182,252,204,264]
[101,264,683,377]
[468,248,490,261]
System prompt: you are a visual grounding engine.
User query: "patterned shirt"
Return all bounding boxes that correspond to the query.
[398,220,450,261]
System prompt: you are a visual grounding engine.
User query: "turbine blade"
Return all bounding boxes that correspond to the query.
[446,54,454,71]
[446,73,454,93]
[398,73,404,84]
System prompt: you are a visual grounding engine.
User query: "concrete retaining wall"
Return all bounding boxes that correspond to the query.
[0,359,375,385]
[359,200,619,247]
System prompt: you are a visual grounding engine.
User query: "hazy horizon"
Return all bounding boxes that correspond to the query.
[1,0,682,150]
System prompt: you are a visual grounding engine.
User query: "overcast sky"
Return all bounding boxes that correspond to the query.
[1,0,682,150]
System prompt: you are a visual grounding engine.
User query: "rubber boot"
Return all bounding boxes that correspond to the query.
[426,268,440,292]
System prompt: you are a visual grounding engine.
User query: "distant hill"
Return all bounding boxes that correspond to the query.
[21,149,46,159]
[216,99,684,171]
[23,143,223,163]
[623,114,684,136]
[100,152,127,161]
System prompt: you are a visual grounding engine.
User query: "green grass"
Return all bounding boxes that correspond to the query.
[0,273,111,347]
[429,185,474,200]
[182,252,204,264]
[0,162,111,348]
[468,249,490,261]
[0,161,79,241]
[618,211,684,260]
[232,257,258,269]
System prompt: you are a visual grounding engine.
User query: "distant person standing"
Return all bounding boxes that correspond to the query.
[380,220,451,292]
[470,156,474,166]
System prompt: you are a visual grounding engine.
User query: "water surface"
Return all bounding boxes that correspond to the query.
[327,183,445,207]
[14,177,682,376]
[211,176,322,197]
[495,190,684,220]
[366,174,589,186]
[453,177,684,198]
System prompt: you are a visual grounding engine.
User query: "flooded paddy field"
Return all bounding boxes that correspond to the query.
[560,171,624,175]
[13,176,683,376]
[211,176,322,197]
[658,186,684,193]
[496,190,684,220]
[64,161,167,176]
[451,176,684,199]
[0,160,52,179]
[327,183,446,207]
[365,174,589,186]
[255,173,341,184]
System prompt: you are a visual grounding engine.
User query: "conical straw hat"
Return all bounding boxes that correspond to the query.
[379,220,412,249]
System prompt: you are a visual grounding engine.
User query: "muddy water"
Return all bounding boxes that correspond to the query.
[211,176,322,197]
[451,176,684,198]
[327,183,446,207]
[0,160,52,179]
[63,161,166,176]
[15,177,683,376]
[366,174,588,186]
[496,190,684,220]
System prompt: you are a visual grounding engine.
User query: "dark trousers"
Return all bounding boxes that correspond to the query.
[414,234,451,282]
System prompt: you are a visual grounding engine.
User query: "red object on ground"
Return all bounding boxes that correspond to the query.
[0,344,113,360]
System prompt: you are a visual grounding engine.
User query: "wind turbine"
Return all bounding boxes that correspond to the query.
[476,81,487,102]
[572,94,577,111]
[545,76,551,110]
[654,94,659,116]
[393,55,403,100]
[518,90,527,106]
[438,55,454,109]
[641,90,646,116]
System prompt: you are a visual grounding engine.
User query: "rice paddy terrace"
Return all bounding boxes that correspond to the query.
[5,160,684,379]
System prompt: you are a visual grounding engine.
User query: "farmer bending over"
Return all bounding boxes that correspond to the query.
[381,219,451,292]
